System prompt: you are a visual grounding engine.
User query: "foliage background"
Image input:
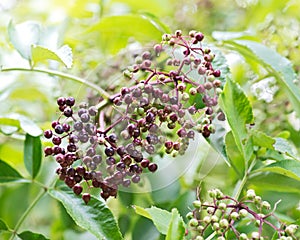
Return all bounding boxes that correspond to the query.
[0,0,299,239]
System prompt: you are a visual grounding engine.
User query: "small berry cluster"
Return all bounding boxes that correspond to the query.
[44,97,158,203]
[186,189,299,239]
[44,30,225,202]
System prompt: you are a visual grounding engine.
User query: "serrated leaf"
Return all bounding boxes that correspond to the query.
[18,231,49,240]
[48,186,123,240]
[32,45,73,68]
[251,130,275,149]
[233,40,300,118]
[8,21,41,60]
[133,205,172,235]
[255,160,300,181]
[166,208,185,240]
[24,134,42,179]
[0,159,24,183]
[0,219,8,231]
[219,77,254,157]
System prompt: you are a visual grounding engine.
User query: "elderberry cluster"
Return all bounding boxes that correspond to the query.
[186,189,299,240]
[44,30,226,202]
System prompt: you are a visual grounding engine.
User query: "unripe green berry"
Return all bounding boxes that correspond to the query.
[182,92,190,101]
[239,209,248,218]
[215,189,224,199]
[239,233,248,240]
[193,200,202,208]
[251,232,260,239]
[217,237,225,240]
[285,224,298,235]
[262,200,271,210]
[196,225,204,232]
[189,87,197,95]
[207,75,215,82]
[207,207,215,214]
[218,202,227,210]
[203,216,211,224]
[195,236,204,240]
[212,222,220,230]
[186,212,194,219]
[230,212,239,221]
[246,189,256,199]
[254,196,262,204]
[208,189,217,198]
[211,215,219,223]
[189,218,199,227]
[219,219,229,228]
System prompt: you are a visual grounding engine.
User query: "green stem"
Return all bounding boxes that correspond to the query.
[1,67,111,99]
[233,158,257,200]
[9,189,47,240]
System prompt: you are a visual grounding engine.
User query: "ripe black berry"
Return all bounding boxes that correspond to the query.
[82,193,91,204]
[52,136,62,145]
[44,146,53,156]
[66,97,75,106]
[148,163,158,172]
[105,147,115,157]
[73,184,83,195]
[63,107,73,117]
[44,129,53,139]
[57,97,66,106]
[54,125,64,134]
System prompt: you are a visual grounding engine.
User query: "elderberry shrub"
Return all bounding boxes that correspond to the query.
[44,30,226,203]
[186,189,299,240]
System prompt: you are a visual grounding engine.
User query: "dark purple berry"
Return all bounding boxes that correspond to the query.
[52,136,62,145]
[57,97,66,106]
[105,147,115,157]
[173,142,180,151]
[74,121,83,131]
[67,167,76,177]
[148,163,158,172]
[213,69,221,77]
[44,146,53,156]
[66,97,75,106]
[92,155,102,164]
[80,113,90,123]
[122,179,131,187]
[86,147,96,157]
[106,157,116,165]
[63,123,71,132]
[195,32,204,41]
[165,141,173,149]
[53,146,63,154]
[74,175,83,183]
[73,184,83,195]
[88,106,97,116]
[82,193,91,204]
[63,107,73,117]
[141,159,150,168]
[117,146,126,156]
[116,162,126,171]
[51,121,59,129]
[132,174,141,183]
[54,125,64,134]
[64,176,75,188]
[108,133,117,143]
[67,144,77,152]
[44,129,53,139]
[76,166,86,176]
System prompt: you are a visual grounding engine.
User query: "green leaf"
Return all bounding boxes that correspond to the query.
[88,14,166,53]
[273,137,298,159]
[32,45,73,68]
[48,186,123,240]
[225,131,245,177]
[166,208,185,240]
[0,219,8,231]
[18,115,43,137]
[18,231,49,240]
[0,159,24,183]
[219,77,254,157]
[8,21,41,60]
[251,130,275,149]
[233,40,300,118]
[255,160,300,181]
[133,205,172,235]
[24,134,42,179]
[207,121,230,166]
